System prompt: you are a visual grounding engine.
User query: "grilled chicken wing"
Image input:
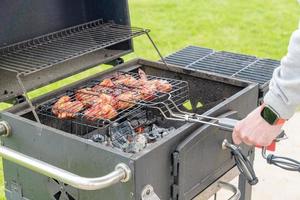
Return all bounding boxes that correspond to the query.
[114,74,138,87]
[84,104,117,120]
[76,88,116,107]
[52,96,84,119]
[99,78,115,88]
[75,88,101,106]
[138,69,172,92]
[52,96,70,116]
[138,68,148,81]
[147,79,172,93]
[116,91,139,110]
[92,84,123,97]
[138,87,156,100]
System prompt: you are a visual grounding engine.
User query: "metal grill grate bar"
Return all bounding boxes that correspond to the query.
[164,46,213,67]
[164,46,280,87]
[0,19,149,76]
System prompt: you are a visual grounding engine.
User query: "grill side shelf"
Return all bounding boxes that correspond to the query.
[163,46,280,95]
[0,19,149,76]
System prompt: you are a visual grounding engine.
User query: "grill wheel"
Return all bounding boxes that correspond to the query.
[47,178,78,200]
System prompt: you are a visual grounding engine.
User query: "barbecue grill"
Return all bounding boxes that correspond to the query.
[0,1,278,200]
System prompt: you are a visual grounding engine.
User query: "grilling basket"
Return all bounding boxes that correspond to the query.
[0,1,299,200]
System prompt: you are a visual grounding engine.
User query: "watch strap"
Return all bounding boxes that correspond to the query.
[275,118,286,126]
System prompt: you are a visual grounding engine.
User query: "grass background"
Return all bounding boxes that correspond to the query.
[0,0,299,199]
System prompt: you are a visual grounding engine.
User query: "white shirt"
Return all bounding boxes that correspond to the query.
[264,25,300,119]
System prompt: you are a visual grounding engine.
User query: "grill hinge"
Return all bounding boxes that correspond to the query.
[171,151,180,200]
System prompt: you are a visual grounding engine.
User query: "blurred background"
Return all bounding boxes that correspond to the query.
[0,0,299,199]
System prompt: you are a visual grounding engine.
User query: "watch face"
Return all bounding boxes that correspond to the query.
[261,106,278,125]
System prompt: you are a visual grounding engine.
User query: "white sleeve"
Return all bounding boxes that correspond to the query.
[264,28,300,119]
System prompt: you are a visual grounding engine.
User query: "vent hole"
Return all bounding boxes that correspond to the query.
[66,192,76,200]
[53,191,61,200]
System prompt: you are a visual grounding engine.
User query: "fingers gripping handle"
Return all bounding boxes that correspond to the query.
[218,118,276,151]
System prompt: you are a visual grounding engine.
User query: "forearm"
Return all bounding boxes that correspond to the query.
[264,28,300,119]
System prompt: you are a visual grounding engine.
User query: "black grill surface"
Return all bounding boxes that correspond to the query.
[164,46,280,87]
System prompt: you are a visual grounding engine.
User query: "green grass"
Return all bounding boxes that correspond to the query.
[130,0,299,60]
[0,0,299,199]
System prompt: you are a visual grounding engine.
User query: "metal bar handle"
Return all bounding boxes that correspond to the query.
[218,181,241,200]
[0,146,131,190]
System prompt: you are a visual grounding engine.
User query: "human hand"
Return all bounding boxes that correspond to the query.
[232,106,283,146]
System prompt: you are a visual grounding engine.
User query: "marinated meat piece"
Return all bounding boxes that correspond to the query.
[99,78,115,88]
[75,88,101,106]
[92,84,122,97]
[116,91,139,110]
[98,93,117,107]
[84,104,117,120]
[57,101,83,119]
[138,68,148,81]
[114,74,138,87]
[92,85,114,93]
[52,96,70,116]
[52,96,83,119]
[148,79,172,93]
[76,88,116,107]
[138,87,156,100]
[138,69,172,92]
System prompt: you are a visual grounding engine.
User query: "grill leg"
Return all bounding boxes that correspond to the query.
[238,148,255,200]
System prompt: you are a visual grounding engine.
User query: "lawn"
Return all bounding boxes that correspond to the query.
[0,0,299,199]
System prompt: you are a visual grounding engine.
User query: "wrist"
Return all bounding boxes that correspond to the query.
[264,91,295,119]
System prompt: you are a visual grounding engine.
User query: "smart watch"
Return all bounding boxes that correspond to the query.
[260,105,286,126]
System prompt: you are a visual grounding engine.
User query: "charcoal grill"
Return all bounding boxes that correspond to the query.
[0,1,277,200]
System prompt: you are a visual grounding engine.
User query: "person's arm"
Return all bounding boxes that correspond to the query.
[264,28,300,119]
[232,27,300,146]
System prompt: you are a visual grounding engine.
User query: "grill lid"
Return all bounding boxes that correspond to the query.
[0,0,149,102]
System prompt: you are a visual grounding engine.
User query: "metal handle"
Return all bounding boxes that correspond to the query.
[218,181,241,200]
[218,118,239,129]
[0,145,131,190]
[222,139,258,185]
[261,147,300,172]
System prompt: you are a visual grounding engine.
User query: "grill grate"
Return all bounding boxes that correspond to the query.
[164,46,213,67]
[0,19,148,76]
[164,46,280,87]
[36,71,189,136]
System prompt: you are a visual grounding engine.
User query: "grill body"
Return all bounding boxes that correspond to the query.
[1,59,258,200]
[0,1,276,199]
